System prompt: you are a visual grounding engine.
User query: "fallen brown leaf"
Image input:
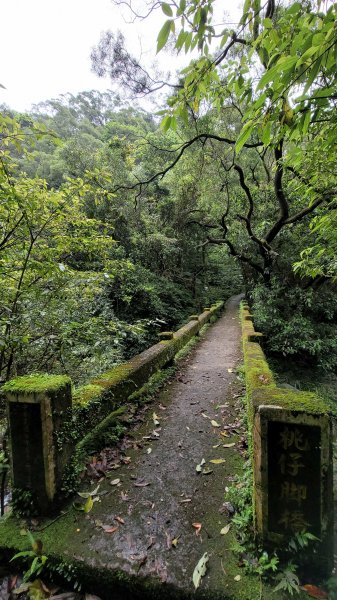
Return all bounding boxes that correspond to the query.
[147,536,155,550]
[102,525,119,534]
[115,516,125,525]
[134,481,151,487]
[301,584,328,599]
[192,522,202,535]
[137,555,148,573]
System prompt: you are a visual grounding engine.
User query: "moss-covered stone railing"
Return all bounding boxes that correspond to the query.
[241,302,334,576]
[3,302,223,513]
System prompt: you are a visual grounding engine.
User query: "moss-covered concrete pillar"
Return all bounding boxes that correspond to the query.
[3,374,72,513]
[254,403,333,576]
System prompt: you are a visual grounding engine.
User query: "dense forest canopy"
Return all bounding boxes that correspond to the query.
[0,91,242,384]
[1,0,337,386]
[91,0,337,368]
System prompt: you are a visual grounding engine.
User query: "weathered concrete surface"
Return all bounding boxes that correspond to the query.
[0,296,276,599]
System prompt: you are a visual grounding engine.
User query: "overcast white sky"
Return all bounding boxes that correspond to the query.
[0,0,241,113]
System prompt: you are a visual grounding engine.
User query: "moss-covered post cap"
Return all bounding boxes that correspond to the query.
[4,373,73,515]
[189,315,199,321]
[203,307,211,311]
[3,373,71,395]
[158,331,174,341]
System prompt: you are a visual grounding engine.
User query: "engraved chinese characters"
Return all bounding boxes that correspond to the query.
[268,422,321,536]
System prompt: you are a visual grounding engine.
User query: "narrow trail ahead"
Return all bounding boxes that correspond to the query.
[8,295,266,599]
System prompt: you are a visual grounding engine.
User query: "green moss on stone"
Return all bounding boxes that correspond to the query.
[158,331,174,340]
[73,384,104,408]
[240,302,331,417]
[76,406,127,452]
[252,387,330,415]
[91,364,134,388]
[3,374,71,394]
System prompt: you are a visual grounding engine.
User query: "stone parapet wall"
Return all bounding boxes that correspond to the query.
[71,302,223,446]
[241,302,334,576]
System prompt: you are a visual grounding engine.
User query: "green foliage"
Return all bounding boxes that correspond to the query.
[11,532,48,584]
[1,94,239,384]
[287,530,320,553]
[49,559,81,590]
[108,264,194,330]
[228,465,320,594]
[156,0,337,150]
[60,447,86,496]
[11,488,38,518]
[128,365,175,404]
[251,279,337,371]
[326,576,337,599]
[273,564,300,596]
[294,203,337,280]
[243,551,279,578]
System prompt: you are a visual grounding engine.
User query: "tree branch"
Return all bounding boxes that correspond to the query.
[110,133,262,194]
[265,140,289,243]
[207,236,265,276]
[186,220,219,229]
[284,195,331,225]
[233,163,272,258]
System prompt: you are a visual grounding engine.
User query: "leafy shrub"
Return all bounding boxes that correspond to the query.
[251,279,337,371]
[108,265,194,328]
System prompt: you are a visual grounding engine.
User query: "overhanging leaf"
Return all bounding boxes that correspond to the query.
[235,121,254,154]
[157,20,172,53]
[161,2,173,17]
[192,552,209,589]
